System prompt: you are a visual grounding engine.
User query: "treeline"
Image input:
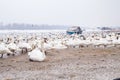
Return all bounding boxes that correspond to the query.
[0,23,69,30]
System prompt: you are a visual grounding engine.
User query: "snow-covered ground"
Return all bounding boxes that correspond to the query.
[0,30,66,33]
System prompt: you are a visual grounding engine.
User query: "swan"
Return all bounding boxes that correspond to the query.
[0,43,12,58]
[28,48,46,62]
[37,38,53,51]
[52,40,67,49]
[7,42,20,55]
[18,42,32,54]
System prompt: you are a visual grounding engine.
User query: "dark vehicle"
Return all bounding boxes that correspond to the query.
[67,26,82,35]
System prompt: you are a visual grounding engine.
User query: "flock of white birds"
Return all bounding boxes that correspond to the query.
[0,31,120,62]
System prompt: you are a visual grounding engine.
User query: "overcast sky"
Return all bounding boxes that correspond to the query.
[0,0,120,27]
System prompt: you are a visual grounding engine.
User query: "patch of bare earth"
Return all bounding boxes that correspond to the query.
[0,47,120,80]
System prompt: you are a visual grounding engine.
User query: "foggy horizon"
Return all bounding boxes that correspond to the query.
[0,0,120,28]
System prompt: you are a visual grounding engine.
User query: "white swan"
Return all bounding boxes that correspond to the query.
[7,42,20,55]
[18,42,32,53]
[0,43,12,58]
[52,39,67,49]
[28,48,46,62]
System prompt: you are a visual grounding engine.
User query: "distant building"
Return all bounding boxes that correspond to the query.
[66,26,82,35]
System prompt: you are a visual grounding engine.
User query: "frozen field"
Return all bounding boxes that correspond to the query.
[0,30,66,33]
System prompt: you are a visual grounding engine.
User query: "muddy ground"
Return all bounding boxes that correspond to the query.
[0,47,120,80]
